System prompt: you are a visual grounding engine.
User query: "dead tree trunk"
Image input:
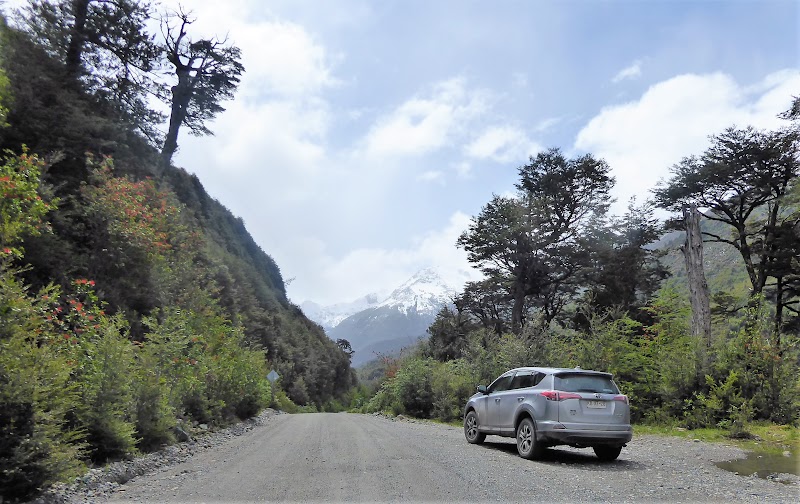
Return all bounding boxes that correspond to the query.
[681,205,712,347]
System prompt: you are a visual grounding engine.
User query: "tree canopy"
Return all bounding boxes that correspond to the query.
[653,126,800,332]
[159,8,243,165]
[458,148,615,332]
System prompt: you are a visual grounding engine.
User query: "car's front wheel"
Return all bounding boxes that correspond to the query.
[464,410,486,444]
[593,445,623,461]
[516,417,543,459]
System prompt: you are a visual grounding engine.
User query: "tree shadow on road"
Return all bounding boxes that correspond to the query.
[478,440,646,472]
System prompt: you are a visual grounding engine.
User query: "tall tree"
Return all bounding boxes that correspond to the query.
[780,95,800,123]
[458,148,614,333]
[757,180,800,335]
[457,278,513,336]
[426,304,476,362]
[653,126,800,298]
[159,9,243,166]
[20,0,163,144]
[577,198,669,328]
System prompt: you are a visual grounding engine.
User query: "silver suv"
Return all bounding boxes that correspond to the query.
[463,367,632,461]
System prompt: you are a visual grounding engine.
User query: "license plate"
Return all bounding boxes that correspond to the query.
[586,400,607,409]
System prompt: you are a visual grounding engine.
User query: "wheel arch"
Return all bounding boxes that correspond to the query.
[514,407,536,431]
[463,405,477,418]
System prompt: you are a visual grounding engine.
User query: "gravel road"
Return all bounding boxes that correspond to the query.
[83,412,797,503]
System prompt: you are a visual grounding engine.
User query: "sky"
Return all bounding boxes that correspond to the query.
[6,0,800,306]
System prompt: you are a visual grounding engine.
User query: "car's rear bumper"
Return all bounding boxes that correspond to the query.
[537,421,633,446]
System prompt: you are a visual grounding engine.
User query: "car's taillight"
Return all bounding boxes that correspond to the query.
[613,395,629,404]
[541,390,582,401]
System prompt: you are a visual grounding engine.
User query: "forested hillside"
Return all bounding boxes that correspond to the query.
[0,3,353,500]
[363,116,800,434]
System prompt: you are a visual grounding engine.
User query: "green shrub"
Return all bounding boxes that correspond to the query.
[431,359,476,422]
[75,316,138,462]
[365,380,401,415]
[393,357,435,418]
[274,389,313,413]
[203,323,269,421]
[0,270,84,501]
[132,363,175,451]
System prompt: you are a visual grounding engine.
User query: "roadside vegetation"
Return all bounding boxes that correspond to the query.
[359,101,800,446]
[0,3,354,501]
[634,423,798,455]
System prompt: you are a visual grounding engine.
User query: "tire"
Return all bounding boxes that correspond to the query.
[515,417,543,459]
[464,410,485,444]
[593,445,622,461]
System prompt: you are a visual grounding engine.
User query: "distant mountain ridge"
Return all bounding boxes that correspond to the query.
[300,293,384,331]
[304,268,458,366]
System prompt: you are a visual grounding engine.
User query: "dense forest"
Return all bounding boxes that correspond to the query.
[0,1,354,499]
[361,105,800,436]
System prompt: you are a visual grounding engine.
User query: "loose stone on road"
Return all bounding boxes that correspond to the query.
[96,412,798,503]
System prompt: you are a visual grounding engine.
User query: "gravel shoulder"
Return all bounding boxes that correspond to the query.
[34,412,799,503]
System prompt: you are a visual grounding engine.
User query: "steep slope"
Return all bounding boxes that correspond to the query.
[0,21,354,407]
[325,268,456,366]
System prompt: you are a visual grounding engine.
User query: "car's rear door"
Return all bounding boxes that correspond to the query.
[553,373,630,429]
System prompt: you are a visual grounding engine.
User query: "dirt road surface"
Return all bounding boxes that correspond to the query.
[96,412,798,503]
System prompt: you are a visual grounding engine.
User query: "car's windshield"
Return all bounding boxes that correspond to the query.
[554,373,619,394]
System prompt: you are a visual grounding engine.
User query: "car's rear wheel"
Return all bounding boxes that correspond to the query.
[464,410,485,444]
[516,417,543,459]
[593,445,622,461]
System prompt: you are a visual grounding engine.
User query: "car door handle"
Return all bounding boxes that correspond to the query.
[495,398,501,402]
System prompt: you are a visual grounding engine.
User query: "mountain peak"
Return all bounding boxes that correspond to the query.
[379,267,455,314]
[302,267,458,331]
[325,267,458,366]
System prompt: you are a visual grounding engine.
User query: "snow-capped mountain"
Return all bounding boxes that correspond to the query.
[304,268,458,366]
[302,268,456,331]
[377,267,457,315]
[300,293,383,331]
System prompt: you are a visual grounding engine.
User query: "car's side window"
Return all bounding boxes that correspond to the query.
[509,371,546,389]
[488,374,514,393]
[510,372,532,389]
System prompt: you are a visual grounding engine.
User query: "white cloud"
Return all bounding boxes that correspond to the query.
[534,117,562,133]
[360,78,489,158]
[208,99,327,168]
[285,212,482,305]
[417,171,445,184]
[612,60,643,83]
[173,4,339,100]
[575,70,800,215]
[465,125,541,163]
[171,1,343,205]
[235,20,340,99]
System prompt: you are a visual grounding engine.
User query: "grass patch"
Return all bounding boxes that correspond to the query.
[634,422,798,454]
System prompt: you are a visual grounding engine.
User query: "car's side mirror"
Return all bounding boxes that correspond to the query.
[477,385,488,395]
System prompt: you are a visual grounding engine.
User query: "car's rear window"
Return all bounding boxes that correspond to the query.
[554,373,619,394]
